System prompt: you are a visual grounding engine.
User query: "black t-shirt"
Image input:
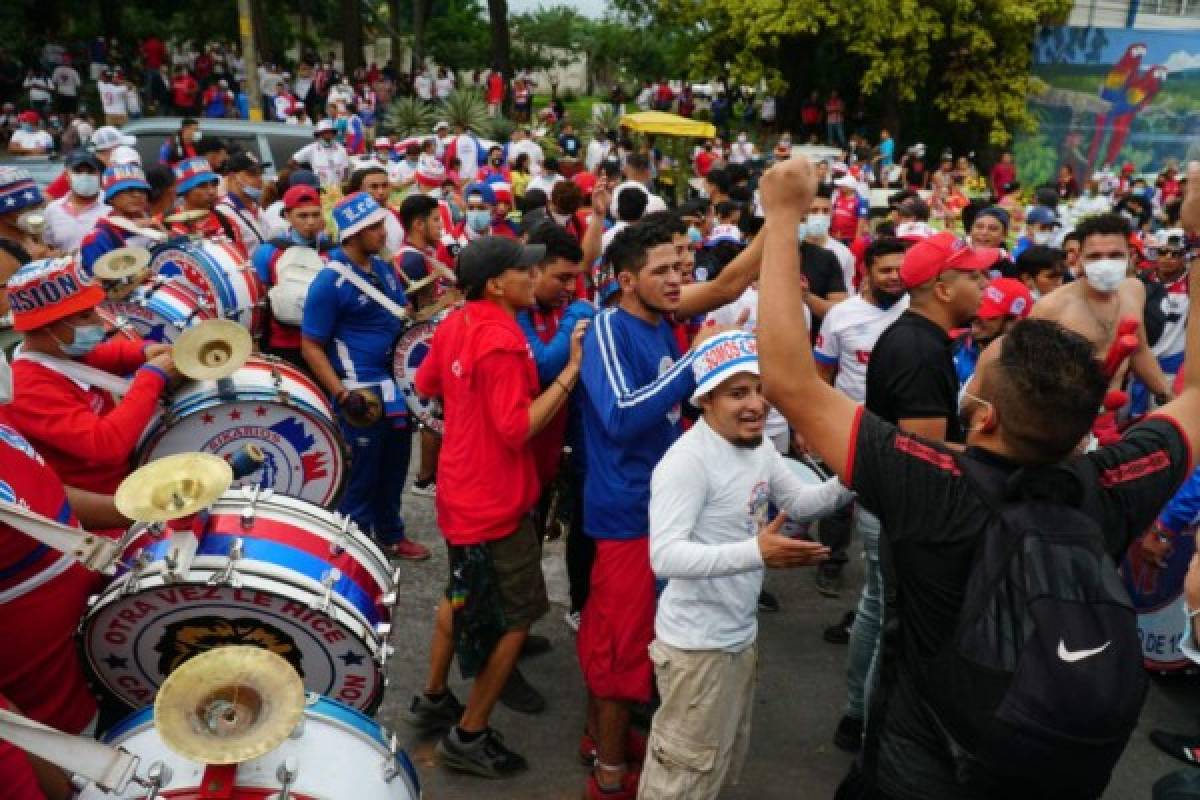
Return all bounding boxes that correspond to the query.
[865,310,963,443]
[800,241,846,299]
[849,410,1191,799]
[558,133,580,158]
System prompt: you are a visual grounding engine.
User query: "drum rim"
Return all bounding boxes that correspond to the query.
[393,317,445,433]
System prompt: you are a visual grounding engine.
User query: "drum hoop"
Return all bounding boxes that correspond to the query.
[152,244,240,314]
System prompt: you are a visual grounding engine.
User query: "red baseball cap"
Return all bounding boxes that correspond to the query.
[283,185,321,211]
[976,277,1033,320]
[572,172,597,195]
[899,231,1001,289]
[18,110,39,125]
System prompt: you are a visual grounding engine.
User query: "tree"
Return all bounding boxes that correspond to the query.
[511,7,586,98]
[634,0,1073,149]
[425,0,491,72]
[412,0,433,72]
[341,0,364,75]
[486,0,511,89]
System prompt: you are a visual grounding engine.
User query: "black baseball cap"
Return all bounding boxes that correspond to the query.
[65,149,104,170]
[225,151,269,174]
[457,237,546,294]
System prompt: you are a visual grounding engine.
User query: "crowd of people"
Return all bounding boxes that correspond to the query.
[2,28,1200,800]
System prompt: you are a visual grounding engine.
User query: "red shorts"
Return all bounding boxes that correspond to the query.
[576,537,656,703]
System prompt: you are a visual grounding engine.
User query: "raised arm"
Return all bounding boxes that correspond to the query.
[1153,161,1200,465]
[676,232,764,319]
[756,157,860,480]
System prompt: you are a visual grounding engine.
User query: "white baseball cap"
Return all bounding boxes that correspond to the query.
[91,126,136,152]
[110,145,142,166]
[314,119,336,135]
[834,174,858,189]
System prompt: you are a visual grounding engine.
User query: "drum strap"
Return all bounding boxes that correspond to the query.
[326,261,411,322]
[104,214,167,243]
[12,349,132,396]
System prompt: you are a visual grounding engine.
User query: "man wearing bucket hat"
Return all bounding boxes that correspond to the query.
[168,156,248,256]
[639,329,850,799]
[2,255,178,532]
[301,192,430,562]
[291,118,350,189]
[406,235,587,779]
[0,167,55,267]
[79,162,156,274]
[43,149,109,253]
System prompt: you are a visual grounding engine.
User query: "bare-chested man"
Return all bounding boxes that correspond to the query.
[1031,212,1172,403]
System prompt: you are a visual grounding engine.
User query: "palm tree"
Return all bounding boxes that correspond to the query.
[382,97,438,137]
[440,90,489,133]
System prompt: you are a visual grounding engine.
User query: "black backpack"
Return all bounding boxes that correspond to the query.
[917,459,1148,798]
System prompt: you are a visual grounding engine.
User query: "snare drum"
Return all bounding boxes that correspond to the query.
[392,311,447,434]
[80,487,398,713]
[99,280,215,344]
[137,355,346,506]
[79,694,420,799]
[1121,526,1198,672]
[151,238,264,336]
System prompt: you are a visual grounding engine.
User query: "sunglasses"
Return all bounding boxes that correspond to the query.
[1160,249,1186,258]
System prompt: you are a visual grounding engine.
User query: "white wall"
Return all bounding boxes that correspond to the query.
[1068,0,1200,29]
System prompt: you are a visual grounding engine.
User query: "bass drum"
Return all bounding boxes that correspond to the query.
[1121,526,1199,673]
[79,694,420,799]
[79,487,399,714]
[151,237,264,337]
[137,355,346,506]
[392,310,448,434]
[98,280,215,344]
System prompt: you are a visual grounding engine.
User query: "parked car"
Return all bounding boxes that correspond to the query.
[0,154,65,189]
[121,118,315,179]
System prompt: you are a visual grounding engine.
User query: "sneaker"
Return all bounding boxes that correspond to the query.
[585,768,641,800]
[498,667,545,714]
[390,539,431,561]
[823,611,856,645]
[1149,729,1200,766]
[578,728,648,767]
[520,633,551,659]
[411,478,436,497]
[403,690,465,732]
[757,589,780,613]
[833,715,864,753]
[437,726,528,778]
[564,610,581,632]
[815,563,844,598]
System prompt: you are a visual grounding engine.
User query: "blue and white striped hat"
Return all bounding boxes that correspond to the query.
[102,163,151,202]
[333,192,387,243]
[690,330,759,402]
[0,167,41,215]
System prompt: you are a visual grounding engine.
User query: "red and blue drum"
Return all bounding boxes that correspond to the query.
[136,356,346,506]
[79,487,399,714]
[392,312,447,434]
[99,280,215,344]
[1121,526,1198,672]
[151,238,264,337]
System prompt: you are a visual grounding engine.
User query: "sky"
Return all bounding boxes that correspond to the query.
[508,0,609,18]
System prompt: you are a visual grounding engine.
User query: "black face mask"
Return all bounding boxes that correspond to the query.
[874,287,906,310]
[491,157,502,166]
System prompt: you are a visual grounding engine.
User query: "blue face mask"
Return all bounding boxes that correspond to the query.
[466,209,491,233]
[687,226,703,245]
[242,184,263,201]
[58,323,106,357]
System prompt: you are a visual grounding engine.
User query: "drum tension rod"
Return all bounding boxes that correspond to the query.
[208,538,244,587]
[381,733,400,781]
[139,761,172,800]
[316,568,341,614]
[272,757,298,800]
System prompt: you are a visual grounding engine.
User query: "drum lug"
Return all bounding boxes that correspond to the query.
[316,568,341,613]
[374,621,392,640]
[162,531,199,584]
[239,485,261,528]
[208,537,244,587]
[377,641,395,671]
[270,756,299,800]
[381,733,400,781]
[138,760,172,800]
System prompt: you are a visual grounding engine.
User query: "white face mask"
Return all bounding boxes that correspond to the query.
[1084,258,1128,293]
[1031,230,1053,246]
[69,172,100,198]
[0,350,11,405]
[805,213,831,238]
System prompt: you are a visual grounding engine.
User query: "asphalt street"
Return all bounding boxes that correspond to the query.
[382,482,1200,800]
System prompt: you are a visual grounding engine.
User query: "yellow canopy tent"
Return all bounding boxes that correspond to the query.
[619,111,716,139]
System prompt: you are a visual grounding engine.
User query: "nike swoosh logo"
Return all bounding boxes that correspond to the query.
[1057,639,1111,663]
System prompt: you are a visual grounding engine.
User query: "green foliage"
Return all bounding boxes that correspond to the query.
[441,89,489,132]
[426,0,492,71]
[643,0,1074,146]
[483,115,516,142]
[382,96,438,137]
[591,104,624,136]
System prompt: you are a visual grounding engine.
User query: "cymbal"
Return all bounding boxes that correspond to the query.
[174,320,252,381]
[93,247,151,285]
[115,453,232,522]
[154,646,305,765]
[165,209,210,225]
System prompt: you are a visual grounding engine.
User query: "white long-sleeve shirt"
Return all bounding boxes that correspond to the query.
[650,417,852,652]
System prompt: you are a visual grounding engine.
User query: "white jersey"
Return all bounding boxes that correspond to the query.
[413,74,433,100]
[435,77,455,99]
[98,81,127,115]
[43,195,109,253]
[1151,272,1190,367]
[814,294,909,403]
[292,141,351,188]
[387,159,419,187]
[215,196,268,250]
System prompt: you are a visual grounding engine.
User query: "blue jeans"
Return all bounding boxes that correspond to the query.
[827,121,845,147]
[844,507,882,721]
[336,406,413,547]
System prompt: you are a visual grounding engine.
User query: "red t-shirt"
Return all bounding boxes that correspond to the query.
[141,37,166,70]
[695,150,717,177]
[830,191,862,241]
[415,300,542,544]
[990,162,1016,194]
[0,427,99,734]
[486,73,505,104]
[172,74,198,107]
[44,169,69,201]
[526,304,570,483]
[6,340,165,498]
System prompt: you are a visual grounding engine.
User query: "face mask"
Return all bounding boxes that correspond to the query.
[737,134,747,143]
[957,388,993,435]
[805,213,830,238]
[1084,258,1128,293]
[1030,288,1042,302]
[192,130,203,142]
[0,350,11,405]
[467,209,491,233]
[69,172,100,197]
[795,222,807,240]
[242,184,263,201]
[490,157,502,166]
[15,210,43,235]
[57,323,106,357]
[687,226,703,245]
[320,139,335,149]
[1031,230,1053,246]
[551,212,569,226]
[19,123,33,133]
